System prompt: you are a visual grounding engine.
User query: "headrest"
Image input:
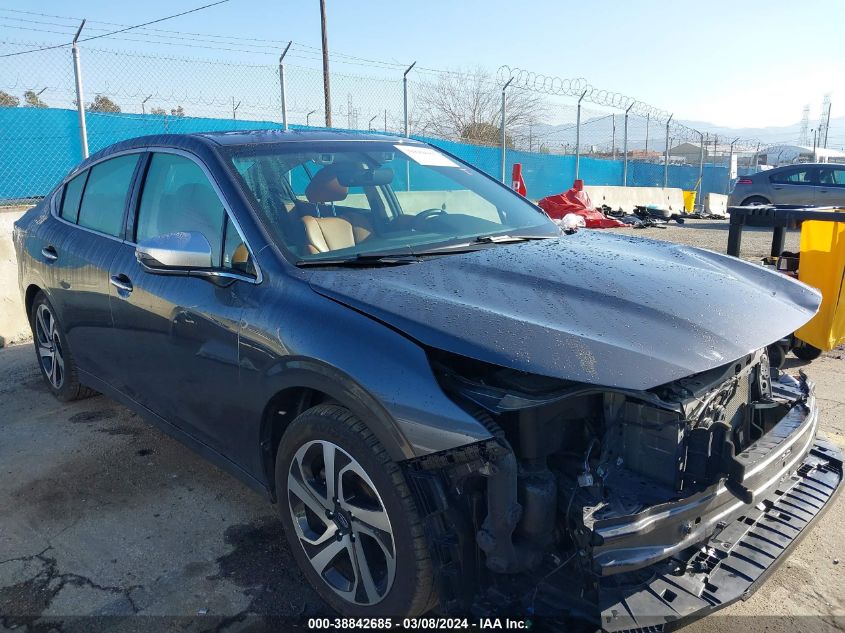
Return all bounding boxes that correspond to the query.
[305,165,348,203]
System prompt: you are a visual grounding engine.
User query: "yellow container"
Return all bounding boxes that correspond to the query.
[794,214,845,351]
[682,190,696,213]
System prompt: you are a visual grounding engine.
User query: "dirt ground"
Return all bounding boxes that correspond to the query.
[0,218,842,632]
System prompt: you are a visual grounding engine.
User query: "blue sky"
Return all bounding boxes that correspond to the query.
[1,0,843,129]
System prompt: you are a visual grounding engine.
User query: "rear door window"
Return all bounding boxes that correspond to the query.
[60,171,88,223]
[77,154,140,237]
[136,153,226,267]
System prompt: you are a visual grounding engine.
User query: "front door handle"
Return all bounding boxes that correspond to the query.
[109,274,133,294]
[41,245,58,262]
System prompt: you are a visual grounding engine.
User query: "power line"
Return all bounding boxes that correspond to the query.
[0,0,232,58]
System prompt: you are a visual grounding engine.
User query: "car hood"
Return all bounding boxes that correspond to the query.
[307,231,821,390]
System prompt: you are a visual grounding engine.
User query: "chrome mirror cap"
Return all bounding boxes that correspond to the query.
[136,231,213,270]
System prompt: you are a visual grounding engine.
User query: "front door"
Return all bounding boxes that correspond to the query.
[108,151,258,456]
[815,166,845,206]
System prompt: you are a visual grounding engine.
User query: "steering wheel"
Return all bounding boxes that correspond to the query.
[413,207,448,228]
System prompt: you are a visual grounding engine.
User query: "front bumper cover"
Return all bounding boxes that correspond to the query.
[600,431,843,632]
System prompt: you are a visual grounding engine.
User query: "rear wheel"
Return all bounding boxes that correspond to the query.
[29,292,96,401]
[275,404,437,616]
[742,196,770,206]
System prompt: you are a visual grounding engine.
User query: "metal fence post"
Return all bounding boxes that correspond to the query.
[279,41,292,130]
[697,131,705,211]
[500,76,514,183]
[611,114,616,160]
[574,89,587,180]
[403,61,416,138]
[71,20,89,159]
[644,112,650,157]
[663,114,672,188]
[623,102,634,186]
[726,137,738,194]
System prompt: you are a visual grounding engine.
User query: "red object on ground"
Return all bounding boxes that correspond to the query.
[537,182,626,229]
[511,163,527,196]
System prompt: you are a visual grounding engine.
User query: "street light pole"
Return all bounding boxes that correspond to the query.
[141,94,152,115]
[368,114,378,131]
[663,114,673,188]
[306,109,316,127]
[319,0,332,127]
[575,89,588,180]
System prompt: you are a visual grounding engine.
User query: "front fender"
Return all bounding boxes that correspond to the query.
[239,275,494,467]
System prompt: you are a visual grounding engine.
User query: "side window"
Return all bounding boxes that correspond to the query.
[60,171,88,223]
[77,154,139,237]
[770,168,814,185]
[223,216,256,277]
[136,153,225,267]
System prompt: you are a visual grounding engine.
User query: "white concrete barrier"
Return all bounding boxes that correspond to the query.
[0,206,30,346]
[705,193,728,217]
[582,185,686,216]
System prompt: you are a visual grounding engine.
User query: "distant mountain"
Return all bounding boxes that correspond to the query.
[528,115,845,152]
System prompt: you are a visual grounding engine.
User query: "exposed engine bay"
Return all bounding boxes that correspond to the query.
[403,348,842,630]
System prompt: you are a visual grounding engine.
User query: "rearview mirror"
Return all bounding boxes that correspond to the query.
[335,166,394,187]
[136,231,213,272]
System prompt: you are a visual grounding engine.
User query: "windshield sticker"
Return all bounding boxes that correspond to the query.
[394,145,458,168]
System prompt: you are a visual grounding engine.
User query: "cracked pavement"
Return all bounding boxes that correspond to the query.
[1,223,843,632]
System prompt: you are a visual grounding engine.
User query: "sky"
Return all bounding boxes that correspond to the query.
[1,0,843,132]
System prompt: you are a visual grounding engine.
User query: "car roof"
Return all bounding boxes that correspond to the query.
[74,129,426,175]
[767,162,845,171]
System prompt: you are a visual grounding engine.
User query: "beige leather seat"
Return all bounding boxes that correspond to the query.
[300,165,374,254]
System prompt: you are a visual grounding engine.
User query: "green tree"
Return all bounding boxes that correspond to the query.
[149,106,166,115]
[0,90,20,107]
[170,106,185,117]
[23,90,48,108]
[87,94,121,113]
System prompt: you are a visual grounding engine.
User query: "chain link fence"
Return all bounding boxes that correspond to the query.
[1,37,755,206]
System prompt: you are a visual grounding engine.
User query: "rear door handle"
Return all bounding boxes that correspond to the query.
[109,274,133,294]
[41,245,58,262]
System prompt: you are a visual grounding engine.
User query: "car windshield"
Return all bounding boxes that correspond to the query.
[222,140,557,262]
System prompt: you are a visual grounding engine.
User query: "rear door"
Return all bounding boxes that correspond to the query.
[48,153,142,376]
[768,166,818,205]
[107,150,259,456]
[815,166,845,206]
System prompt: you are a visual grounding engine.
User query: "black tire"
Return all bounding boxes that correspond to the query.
[29,291,97,402]
[793,340,823,361]
[275,404,437,617]
[741,196,770,206]
[767,342,787,370]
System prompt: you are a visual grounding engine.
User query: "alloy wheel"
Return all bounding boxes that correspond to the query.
[287,440,396,606]
[35,304,64,389]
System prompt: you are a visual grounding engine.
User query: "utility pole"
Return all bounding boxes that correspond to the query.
[319,0,332,127]
[812,128,817,161]
[824,101,832,148]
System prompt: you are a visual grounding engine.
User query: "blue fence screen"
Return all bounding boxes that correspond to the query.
[0,107,730,202]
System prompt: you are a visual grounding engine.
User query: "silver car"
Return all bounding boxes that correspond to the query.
[728,162,845,206]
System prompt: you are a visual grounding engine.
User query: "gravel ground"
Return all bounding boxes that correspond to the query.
[0,218,842,633]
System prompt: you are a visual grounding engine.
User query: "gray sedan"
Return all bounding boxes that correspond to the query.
[728,162,845,206]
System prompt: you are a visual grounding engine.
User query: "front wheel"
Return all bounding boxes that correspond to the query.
[275,404,437,616]
[793,340,823,361]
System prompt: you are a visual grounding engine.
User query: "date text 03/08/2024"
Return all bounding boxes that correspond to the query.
[307,618,533,630]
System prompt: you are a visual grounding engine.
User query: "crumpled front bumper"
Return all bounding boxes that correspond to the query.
[599,383,843,632]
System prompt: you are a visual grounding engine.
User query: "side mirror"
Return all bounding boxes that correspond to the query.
[136,231,213,272]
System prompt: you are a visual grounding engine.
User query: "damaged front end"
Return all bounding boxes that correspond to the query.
[402,350,843,631]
